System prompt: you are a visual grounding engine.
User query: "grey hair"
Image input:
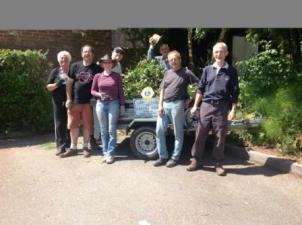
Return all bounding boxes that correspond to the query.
[57,50,72,62]
[167,50,181,59]
[213,42,228,52]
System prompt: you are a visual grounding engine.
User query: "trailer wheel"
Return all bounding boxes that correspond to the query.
[130,126,158,160]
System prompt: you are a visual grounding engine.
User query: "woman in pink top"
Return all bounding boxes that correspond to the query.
[91,54,126,164]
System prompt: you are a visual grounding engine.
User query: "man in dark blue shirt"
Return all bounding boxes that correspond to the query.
[187,42,239,176]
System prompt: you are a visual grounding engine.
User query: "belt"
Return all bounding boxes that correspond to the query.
[164,98,183,103]
[204,99,226,105]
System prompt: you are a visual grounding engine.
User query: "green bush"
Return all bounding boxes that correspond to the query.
[234,42,302,154]
[236,42,293,109]
[123,58,165,99]
[0,49,52,134]
[232,82,302,154]
[253,85,302,153]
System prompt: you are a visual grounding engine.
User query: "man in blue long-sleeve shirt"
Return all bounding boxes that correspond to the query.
[187,42,240,176]
[147,36,171,71]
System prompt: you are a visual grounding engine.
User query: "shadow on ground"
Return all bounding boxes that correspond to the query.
[0,132,292,177]
[179,135,291,177]
[0,133,54,149]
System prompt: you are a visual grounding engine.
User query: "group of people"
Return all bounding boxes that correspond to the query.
[47,39,239,176]
[47,45,126,164]
[150,41,239,176]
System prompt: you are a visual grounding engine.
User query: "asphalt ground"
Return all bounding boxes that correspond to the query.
[0,134,302,225]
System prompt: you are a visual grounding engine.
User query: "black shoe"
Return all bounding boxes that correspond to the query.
[153,158,168,167]
[166,159,178,168]
[55,148,65,156]
[90,136,100,151]
[60,148,77,158]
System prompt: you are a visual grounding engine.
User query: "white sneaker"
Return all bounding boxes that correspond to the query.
[105,155,114,164]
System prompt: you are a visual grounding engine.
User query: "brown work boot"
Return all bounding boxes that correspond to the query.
[60,148,77,158]
[83,147,91,158]
[215,164,226,176]
[186,158,202,172]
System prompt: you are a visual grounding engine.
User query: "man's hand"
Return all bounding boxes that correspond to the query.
[66,77,73,86]
[190,106,198,116]
[66,99,72,109]
[158,107,164,117]
[228,109,236,121]
[149,37,156,47]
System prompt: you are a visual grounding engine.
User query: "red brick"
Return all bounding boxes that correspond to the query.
[0,30,112,65]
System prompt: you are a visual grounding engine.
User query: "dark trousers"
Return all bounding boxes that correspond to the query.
[191,101,229,163]
[52,99,70,151]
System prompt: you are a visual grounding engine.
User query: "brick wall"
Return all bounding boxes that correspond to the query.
[0,30,112,67]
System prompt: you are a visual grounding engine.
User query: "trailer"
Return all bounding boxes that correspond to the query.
[117,99,263,160]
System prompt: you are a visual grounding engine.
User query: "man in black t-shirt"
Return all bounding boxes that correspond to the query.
[61,45,101,158]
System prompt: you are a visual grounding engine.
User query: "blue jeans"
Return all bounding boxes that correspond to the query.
[91,98,101,140]
[96,100,119,156]
[156,100,185,161]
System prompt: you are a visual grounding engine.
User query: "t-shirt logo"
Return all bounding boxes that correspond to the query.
[76,72,93,84]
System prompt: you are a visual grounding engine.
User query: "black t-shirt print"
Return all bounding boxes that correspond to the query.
[70,61,101,104]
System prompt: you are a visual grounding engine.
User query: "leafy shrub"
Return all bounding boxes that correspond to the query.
[232,83,302,154]
[254,85,302,152]
[234,42,302,154]
[123,59,165,99]
[236,41,293,110]
[0,49,52,134]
